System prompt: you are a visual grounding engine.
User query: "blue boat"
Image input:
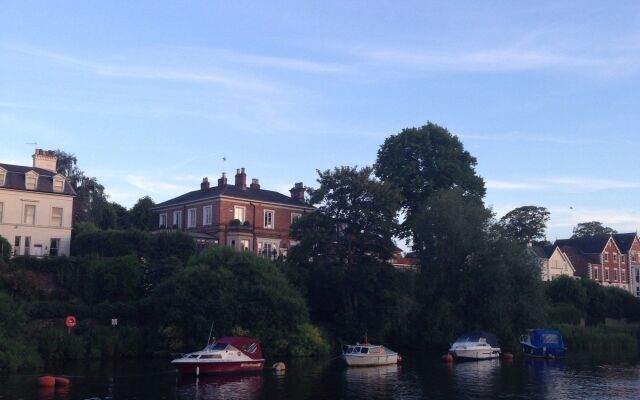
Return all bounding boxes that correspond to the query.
[519,329,567,358]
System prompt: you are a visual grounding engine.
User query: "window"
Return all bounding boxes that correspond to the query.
[173,211,183,228]
[50,239,60,256]
[604,253,609,262]
[291,213,302,224]
[614,269,618,281]
[241,239,250,251]
[234,206,246,222]
[258,239,280,258]
[637,268,640,283]
[25,172,38,190]
[23,204,36,224]
[0,202,3,223]
[14,236,21,255]
[0,168,5,186]
[203,206,212,225]
[159,213,167,228]
[593,267,599,280]
[613,254,618,262]
[51,207,63,227]
[264,210,274,229]
[53,176,65,192]
[24,236,31,256]
[637,287,640,297]
[231,239,236,249]
[622,269,626,282]
[605,268,609,281]
[621,255,626,263]
[187,208,197,228]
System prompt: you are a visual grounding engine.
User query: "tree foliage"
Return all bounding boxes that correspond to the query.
[499,206,550,244]
[0,235,11,261]
[129,196,156,231]
[374,123,485,240]
[571,221,617,238]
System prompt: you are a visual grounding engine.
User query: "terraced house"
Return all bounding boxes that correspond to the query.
[0,150,75,256]
[151,168,314,258]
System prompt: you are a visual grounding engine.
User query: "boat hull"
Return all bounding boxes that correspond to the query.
[450,348,501,361]
[173,360,265,375]
[342,353,398,367]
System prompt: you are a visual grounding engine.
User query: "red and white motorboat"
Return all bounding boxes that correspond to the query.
[171,336,265,375]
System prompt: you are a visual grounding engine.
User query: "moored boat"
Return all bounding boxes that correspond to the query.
[448,331,501,360]
[520,329,567,359]
[341,343,399,367]
[172,336,265,375]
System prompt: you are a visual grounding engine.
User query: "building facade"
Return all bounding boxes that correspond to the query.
[612,233,640,297]
[0,150,75,256]
[528,244,576,281]
[152,168,314,257]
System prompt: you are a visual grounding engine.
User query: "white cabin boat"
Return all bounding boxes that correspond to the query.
[448,332,501,361]
[341,343,399,367]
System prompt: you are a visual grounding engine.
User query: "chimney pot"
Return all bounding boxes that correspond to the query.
[290,182,305,202]
[201,177,210,190]
[250,178,261,190]
[235,167,247,190]
[32,148,58,173]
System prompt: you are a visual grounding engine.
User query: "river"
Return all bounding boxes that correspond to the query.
[2,356,639,399]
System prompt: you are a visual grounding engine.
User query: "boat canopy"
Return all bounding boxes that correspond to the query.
[454,331,500,348]
[216,336,263,360]
[527,329,565,349]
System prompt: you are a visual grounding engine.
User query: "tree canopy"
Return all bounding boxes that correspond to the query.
[571,221,617,238]
[374,122,485,241]
[499,206,550,244]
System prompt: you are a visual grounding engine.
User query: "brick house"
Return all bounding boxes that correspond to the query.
[0,150,76,256]
[555,235,628,291]
[612,233,640,297]
[151,168,314,257]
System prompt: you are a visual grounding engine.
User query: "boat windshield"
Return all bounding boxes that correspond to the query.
[541,333,560,344]
[203,343,229,351]
[455,335,482,343]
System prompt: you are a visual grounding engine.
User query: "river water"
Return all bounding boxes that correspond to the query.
[2,356,639,399]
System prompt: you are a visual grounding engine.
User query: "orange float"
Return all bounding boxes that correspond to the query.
[38,376,55,387]
[55,376,71,386]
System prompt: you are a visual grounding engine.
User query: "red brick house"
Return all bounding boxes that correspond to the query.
[555,235,628,291]
[152,168,314,258]
[612,233,640,297]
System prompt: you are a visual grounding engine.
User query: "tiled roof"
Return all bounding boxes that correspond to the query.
[0,163,76,196]
[559,245,596,278]
[529,245,556,259]
[153,184,311,209]
[612,233,638,253]
[554,235,611,254]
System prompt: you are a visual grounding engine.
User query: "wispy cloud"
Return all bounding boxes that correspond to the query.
[549,207,640,230]
[125,175,191,194]
[486,180,544,190]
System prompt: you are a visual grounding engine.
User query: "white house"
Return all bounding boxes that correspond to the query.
[0,150,75,256]
[528,244,576,281]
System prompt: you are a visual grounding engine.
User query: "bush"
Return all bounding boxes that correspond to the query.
[288,323,331,357]
[0,235,11,261]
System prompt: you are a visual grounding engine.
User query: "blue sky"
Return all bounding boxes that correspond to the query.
[2,1,640,241]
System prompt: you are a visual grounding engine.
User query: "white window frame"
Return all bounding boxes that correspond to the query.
[605,267,609,281]
[173,210,183,228]
[0,167,6,186]
[187,208,197,228]
[604,253,608,262]
[291,213,302,224]
[0,202,3,223]
[240,239,250,251]
[53,175,65,193]
[593,267,599,280]
[614,268,619,281]
[258,239,280,257]
[159,213,168,228]
[23,204,36,225]
[613,254,618,262]
[25,171,38,190]
[621,255,626,263]
[234,206,246,222]
[51,207,63,227]
[622,268,626,282]
[203,205,212,225]
[264,210,274,229]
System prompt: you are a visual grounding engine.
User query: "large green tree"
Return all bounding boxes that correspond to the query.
[129,196,156,231]
[499,206,550,244]
[374,123,485,242]
[571,221,617,238]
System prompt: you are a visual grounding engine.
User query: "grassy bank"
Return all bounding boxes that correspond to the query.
[553,323,639,362]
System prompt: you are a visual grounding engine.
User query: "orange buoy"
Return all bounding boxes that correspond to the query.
[38,376,56,387]
[54,376,71,386]
[441,353,453,363]
[502,352,514,361]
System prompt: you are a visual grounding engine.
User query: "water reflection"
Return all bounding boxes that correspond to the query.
[450,359,502,399]
[175,374,264,399]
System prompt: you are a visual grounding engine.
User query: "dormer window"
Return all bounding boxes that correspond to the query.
[53,174,65,193]
[0,167,6,186]
[25,171,38,190]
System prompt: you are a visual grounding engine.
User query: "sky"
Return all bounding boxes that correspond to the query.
[1,1,640,242]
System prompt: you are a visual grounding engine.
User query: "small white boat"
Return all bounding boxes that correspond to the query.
[341,343,400,367]
[448,332,501,360]
[171,336,265,375]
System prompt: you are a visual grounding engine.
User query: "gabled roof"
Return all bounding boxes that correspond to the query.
[0,163,76,196]
[529,245,556,259]
[612,233,639,253]
[153,184,312,210]
[554,235,613,254]
[559,245,598,278]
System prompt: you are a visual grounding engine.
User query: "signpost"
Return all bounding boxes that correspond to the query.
[65,315,76,335]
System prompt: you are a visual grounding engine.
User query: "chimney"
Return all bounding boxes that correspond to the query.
[201,177,210,190]
[235,167,247,190]
[32,149,58,173]
[290,182,305,202]
[250,178,261,190]
[217,172,228,186]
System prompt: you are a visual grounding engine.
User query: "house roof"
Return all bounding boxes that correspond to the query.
[554,235,612,254]
[612,233,638,253]
[529,245,556,259]
[559,245,597,277]
[0,163,76,196]
[153,184,311,210]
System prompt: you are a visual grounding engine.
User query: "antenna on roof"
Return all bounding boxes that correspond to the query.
[25,142,38,151]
